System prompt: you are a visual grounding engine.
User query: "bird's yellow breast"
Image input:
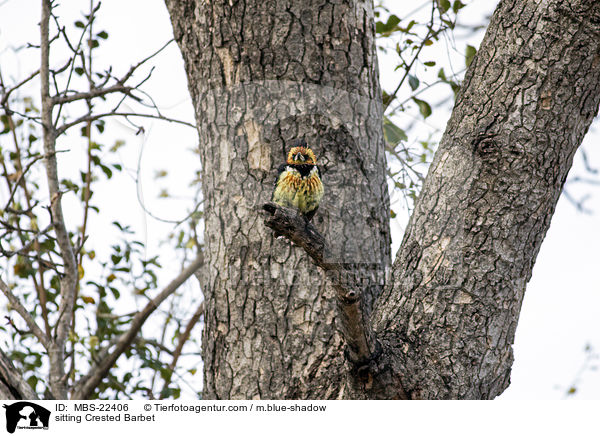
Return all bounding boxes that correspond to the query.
[273,166,323,214]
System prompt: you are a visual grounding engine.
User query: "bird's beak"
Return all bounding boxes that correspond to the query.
[295,153,304,162]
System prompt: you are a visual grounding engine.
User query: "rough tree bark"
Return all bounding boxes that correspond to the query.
[166,0,600,399]
[165,0,391,399]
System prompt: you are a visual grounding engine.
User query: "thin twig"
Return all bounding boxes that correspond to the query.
[71,253,204,400]
[0,278,51,350]
[0,225,53,258]
[383,3,446,111]
[56,111,195,136]
[0,69,40,106]
[3,154,46,211]
[159,300,205,398]
[51,83,134,105]
[119,39,175,84]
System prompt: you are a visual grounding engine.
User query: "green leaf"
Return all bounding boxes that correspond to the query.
[383,117,408,146]
[408,74,420,91]
[1,115,10,134]
[439,0,451,13]
[465,44,477,67]
[453,0,466,13]
[74,67,84,76]
[423,61,436,67]
[382,90,392,107]
[386,14,401,30]
[75,20,85,28]
[109,287,120,299]
[441,18,455,30]
[413,97,432,119]
[100,164,113,179]
[376,14,401,34]
[438,68,447,81]
[97,30,109,39]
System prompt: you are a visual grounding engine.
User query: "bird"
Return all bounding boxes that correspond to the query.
[272,139,324,222]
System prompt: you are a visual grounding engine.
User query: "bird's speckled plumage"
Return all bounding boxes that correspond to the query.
[273,140,323,221]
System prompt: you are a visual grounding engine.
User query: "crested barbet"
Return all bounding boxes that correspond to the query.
[272,139,324,222]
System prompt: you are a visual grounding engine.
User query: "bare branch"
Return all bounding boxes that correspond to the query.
[51,83,133,105]
[56,111,195,136]
[119,39,174,84]
[159,300,205,398]
[262,202,379,369]
[0,278,51,350]
[3,153,46,211]
[0,348,39,400]
[1,108,42,125]
[71,253,204,400]
[0,69,40,106]
[41,0,78,400]
[0,224,53,258]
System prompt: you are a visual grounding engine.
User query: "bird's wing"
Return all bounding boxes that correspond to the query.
[275,164,287,187]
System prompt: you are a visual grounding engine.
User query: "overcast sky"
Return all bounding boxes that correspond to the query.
[0,0,598,399]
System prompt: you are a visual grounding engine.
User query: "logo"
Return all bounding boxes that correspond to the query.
[2,402,50,433]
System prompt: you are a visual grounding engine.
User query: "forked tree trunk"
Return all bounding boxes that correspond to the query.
[166,0,600,399]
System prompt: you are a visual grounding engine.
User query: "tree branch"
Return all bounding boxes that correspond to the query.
[71,253,204,400]
[159,300,205,398]
[56,111,196,136]
[51,83,134,105]
[41,0,78,400]
[262,202,379,369]
[0,69,40,106]
[0,348,39,400]
[0,278,50,350]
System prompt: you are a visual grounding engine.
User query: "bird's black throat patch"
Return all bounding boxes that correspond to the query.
[289,164,316,178]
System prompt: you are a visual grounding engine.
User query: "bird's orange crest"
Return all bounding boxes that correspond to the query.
[287,146,317,165]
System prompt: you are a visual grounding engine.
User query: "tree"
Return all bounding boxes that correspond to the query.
[165,0,600,400]
[1,0,460,400]
[0,0,203,400]
[2,0,598,401]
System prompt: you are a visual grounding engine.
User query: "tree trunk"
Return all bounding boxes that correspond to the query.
[369,0,600,399]
[166,0,600,399]
[165,0,391,399]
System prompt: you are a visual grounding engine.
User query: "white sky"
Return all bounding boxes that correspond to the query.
[0,0,598,400]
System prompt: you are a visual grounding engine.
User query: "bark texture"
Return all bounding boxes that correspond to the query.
[166,0,600,399]
[370,0,600,399]
[165,0,391,399]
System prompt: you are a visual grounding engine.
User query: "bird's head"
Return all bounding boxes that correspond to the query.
[287,140,317,165]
